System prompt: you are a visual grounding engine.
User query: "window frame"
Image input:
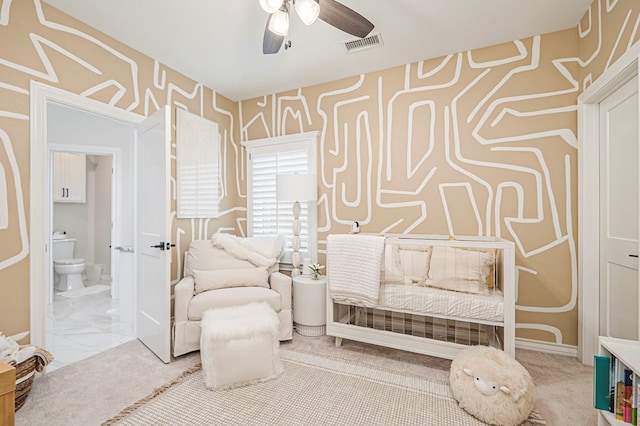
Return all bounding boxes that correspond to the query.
[242,132,318,267]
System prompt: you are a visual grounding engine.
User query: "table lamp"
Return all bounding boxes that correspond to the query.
[276,173,317,277]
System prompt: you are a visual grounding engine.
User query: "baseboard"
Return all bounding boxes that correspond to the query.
[515,338,578,357]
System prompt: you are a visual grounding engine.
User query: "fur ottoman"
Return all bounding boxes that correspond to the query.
[200,302,283,390]
[449,346,535,426]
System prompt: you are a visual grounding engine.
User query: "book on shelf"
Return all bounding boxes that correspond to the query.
[611,354,617,413]
[625,369,633,423]
[633,372,638,426]
[594,355,611,411]
[616,361,625,420]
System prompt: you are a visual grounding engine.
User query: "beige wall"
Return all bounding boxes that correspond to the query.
[578,0,640,89]
[240,29,581,346]
[0,0,638,349]
[0,0,241,339]
[239,0,640,347]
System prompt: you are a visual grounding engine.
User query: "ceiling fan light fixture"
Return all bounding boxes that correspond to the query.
[294,0,320,25]
[259,0,284,14]
[268,8,290,36]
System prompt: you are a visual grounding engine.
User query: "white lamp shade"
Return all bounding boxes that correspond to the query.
[276,173,317,201]
[294,0,320,25]
[268,8,290,36]
[259,0,284,14]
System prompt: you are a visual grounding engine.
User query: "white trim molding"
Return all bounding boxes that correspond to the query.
[29,82,143,347]
[515,338,578,358]
[577,42,640,365]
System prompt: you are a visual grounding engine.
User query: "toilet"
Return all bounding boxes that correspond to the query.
[52,238,86,292]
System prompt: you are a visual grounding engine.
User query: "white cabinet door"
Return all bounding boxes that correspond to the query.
[64,153,86,202]
[53,152,86,203]
[52,152,66,202]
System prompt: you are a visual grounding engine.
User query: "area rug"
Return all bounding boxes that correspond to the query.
[104,350,545,426]
[57,284,110,299]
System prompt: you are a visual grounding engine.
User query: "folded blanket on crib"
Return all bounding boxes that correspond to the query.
[327,234,385,307]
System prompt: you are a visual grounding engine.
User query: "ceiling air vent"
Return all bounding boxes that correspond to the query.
[343,32,383,53]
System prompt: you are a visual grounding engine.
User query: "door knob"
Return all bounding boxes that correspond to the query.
[150,242,175,251]
[629,254,639,258]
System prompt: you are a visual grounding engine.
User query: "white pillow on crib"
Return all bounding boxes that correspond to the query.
[383,245,431,285]
[425,246,494,294]
[398,246,431,284]
[383,245,405,284]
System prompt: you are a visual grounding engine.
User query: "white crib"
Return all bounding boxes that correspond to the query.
[326,234,516,360]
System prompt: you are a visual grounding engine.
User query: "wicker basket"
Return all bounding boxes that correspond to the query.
[14,356,37,411]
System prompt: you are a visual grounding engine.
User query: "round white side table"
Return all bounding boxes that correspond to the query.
[293,275,327,337]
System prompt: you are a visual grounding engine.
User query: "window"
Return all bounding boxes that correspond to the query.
[242,132,318,265]
[176,109,220,218]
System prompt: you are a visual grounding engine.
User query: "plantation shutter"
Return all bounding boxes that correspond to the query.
[243,133,318,265]
[251,148,309,259]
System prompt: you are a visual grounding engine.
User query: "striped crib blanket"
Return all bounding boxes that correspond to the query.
[327,234,384,307]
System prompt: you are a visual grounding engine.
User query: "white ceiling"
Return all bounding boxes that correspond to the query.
[42,0,592,101]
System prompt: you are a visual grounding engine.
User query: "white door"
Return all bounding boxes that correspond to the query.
[599,76,640,340]
[136,106,172,363]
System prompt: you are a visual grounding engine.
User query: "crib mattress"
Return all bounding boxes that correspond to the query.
[378,284,504,322]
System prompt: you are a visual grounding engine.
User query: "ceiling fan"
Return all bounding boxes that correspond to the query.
[260,0,374,54]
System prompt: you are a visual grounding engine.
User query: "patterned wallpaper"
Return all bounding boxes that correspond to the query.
[0,0,638,349]
[578,0,640,90]
[239,0,640,347]
[240,30,581,346]
[0,0,241,337]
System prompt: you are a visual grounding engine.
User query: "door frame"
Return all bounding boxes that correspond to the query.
[578,43,640,364]
[29,82,144,346]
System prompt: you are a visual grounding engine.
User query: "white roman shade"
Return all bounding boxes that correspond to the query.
[176,109,220,218]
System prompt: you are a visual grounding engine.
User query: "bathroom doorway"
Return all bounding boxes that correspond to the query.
[45,103,137,370]
[51,152,113,293]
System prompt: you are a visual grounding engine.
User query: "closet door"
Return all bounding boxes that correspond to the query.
[599,76,639,340]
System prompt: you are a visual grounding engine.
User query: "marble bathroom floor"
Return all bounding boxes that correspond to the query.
[45,282,135,372]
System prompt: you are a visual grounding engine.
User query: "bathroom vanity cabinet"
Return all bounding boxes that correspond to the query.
[53,152,86,203]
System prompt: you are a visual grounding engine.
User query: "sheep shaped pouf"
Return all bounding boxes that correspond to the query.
[449,346,535,426]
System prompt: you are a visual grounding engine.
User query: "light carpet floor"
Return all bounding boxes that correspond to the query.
[15,335,596,425]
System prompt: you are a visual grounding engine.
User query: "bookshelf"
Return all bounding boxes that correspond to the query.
[598,336,640,425]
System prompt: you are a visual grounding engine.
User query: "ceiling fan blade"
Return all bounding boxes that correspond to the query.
[318,0,374,38]
[263,16,285,54]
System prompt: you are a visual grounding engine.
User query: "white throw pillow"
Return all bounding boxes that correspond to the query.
[383,245,404,284]
[383,245,431,285]
[425,246,494,294]
[193,268,269,294]
[398,246,432,284]
[185,240,254,277]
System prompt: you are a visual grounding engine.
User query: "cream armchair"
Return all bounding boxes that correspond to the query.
[172,239,292,357]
